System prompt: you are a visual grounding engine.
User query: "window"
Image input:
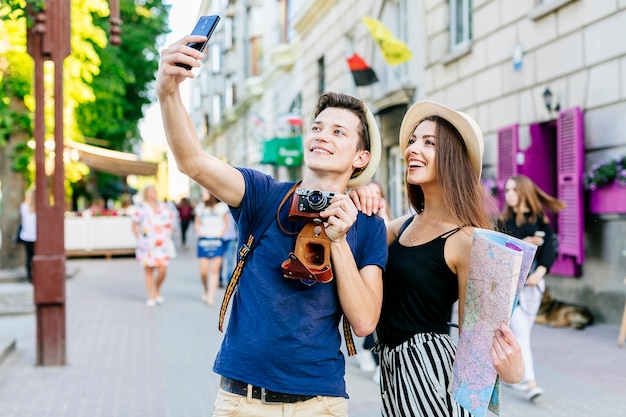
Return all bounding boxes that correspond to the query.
[224,17,233,50]
[249,36,261,77]
[203,113,210,137]
[528,0,577,21]
[317,56,325,94]
[210,43,221,74]
[225,76,234,109]
[285,0,297,42]
[388,145,408,218]
[449,0,472,51]
[212,94,222,125]
[496,108,585,277]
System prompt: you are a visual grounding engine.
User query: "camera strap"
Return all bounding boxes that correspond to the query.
[218,182,297,332]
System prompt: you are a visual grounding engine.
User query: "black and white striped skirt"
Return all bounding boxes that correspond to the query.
[377,333,472,417]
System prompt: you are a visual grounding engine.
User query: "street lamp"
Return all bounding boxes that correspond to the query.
[542,87,560,114]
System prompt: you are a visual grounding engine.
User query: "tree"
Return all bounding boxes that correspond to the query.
[75,0,170,152]
[1,1,171,268]
[72,0,170,207]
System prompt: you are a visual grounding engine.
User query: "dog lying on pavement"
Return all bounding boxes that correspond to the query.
[535,288,595,330]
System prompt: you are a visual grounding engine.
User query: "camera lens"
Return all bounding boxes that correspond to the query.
[307,191,327,210]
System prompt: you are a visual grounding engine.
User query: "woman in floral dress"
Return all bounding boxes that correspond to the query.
[132,185,177,307]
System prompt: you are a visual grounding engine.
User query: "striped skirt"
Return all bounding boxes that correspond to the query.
[377,333,471,417]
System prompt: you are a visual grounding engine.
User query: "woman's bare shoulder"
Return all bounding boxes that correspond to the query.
[388,214,413,236]
[444,225,474,267]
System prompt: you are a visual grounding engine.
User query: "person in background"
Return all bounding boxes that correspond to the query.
[194,190,230,306]
[18,189,37,282]
[367,181,393,223]
[352,100,524,416]
[177,197,195,249]
[501,174,566,402]
[132,185,177,307]
[117,198,135,216]
[219,210,238,288]
[86,198,105,216]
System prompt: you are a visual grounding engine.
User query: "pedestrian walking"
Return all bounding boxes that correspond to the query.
[17,188,37,282]
[194,190,229,306]
[132,185,177,307]
[500,174,566,402]
[177,196,195,249]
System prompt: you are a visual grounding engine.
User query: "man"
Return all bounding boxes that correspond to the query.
[156,34,387,416]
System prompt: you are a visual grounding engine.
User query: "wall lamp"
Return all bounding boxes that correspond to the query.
[543,87,560,113]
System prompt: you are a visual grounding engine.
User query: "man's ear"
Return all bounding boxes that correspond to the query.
[353,150,371,170]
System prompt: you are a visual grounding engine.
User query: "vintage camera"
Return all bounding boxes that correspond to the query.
[288,188,336,221]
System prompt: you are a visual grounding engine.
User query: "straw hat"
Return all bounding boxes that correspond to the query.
[347,103,381,187]
[399,100,484,177]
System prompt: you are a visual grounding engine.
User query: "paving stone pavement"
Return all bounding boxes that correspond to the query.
[0,241,625,416]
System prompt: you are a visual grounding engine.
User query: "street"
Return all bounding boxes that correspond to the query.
[0,240,625,416]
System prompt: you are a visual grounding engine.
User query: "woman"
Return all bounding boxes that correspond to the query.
[132,185,177,307]
[194,190,230,306]
[501,174,565,401]
[18,189,37,282]
[356,101,524,416]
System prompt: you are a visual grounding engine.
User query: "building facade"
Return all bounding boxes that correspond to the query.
[189,0,626,323]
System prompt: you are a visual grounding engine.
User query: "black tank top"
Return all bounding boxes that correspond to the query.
[377,222,462,348]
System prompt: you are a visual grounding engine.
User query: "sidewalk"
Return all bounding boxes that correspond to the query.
[0,242,379,417]
[1,242,625,416]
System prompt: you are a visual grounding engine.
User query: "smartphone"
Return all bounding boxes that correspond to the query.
[176,15,221,70]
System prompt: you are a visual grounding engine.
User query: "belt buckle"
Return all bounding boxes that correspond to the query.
[260,387,274,404]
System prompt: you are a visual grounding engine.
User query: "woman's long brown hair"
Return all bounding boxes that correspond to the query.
[405,116,494,230]
[502,174,567,226]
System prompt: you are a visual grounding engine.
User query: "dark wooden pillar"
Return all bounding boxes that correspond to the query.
[26,0,71,366]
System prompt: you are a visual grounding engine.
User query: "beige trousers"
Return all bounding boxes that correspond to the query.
[212,388,348,417]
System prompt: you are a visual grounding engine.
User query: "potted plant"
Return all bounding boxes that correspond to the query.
[584,156,626,214]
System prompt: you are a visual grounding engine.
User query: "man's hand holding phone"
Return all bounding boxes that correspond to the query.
[175,15,220,70]
[157,15,220,98]
[170,35,208,71]
[156,35,207,98]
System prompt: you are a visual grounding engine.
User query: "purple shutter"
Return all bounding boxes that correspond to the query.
[553,107,584,275]
[496,124,519,210]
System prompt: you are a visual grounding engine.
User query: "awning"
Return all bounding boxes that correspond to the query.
[65,140,159,177]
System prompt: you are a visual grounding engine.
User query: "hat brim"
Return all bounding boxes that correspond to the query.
[347,104,381,188]
[399,101,484,177]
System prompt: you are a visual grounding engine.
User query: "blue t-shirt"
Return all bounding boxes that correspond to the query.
[213,168,387,398]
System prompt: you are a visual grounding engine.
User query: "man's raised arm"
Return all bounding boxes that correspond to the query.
[156,35,245,207]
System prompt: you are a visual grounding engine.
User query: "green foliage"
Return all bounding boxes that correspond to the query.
[1,0,170,206]
[0,0,108,166]
[74,0,170,152]
[10,141,34,185]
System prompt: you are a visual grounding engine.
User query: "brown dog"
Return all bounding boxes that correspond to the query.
[535,288,594,330]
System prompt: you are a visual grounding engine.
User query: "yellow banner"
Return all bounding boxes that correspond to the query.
[362,17,412,66]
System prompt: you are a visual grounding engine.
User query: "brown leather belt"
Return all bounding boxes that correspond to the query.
[220,377,316,404]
